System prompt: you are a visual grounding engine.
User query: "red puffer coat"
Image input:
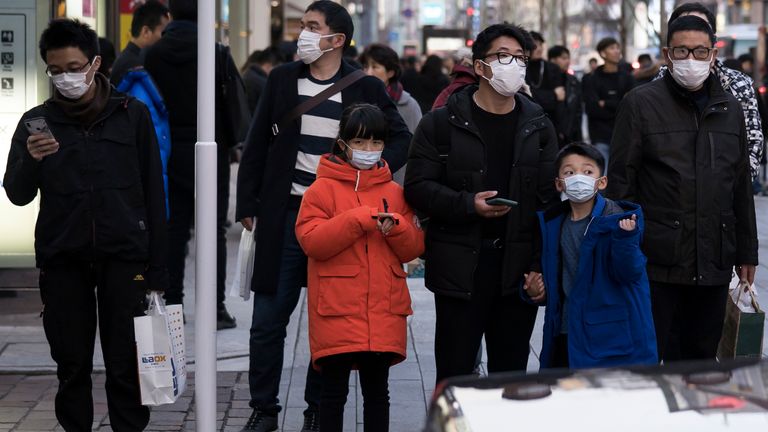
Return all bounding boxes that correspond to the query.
[296,155,425,368]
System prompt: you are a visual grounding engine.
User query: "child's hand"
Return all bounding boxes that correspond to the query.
[524,272,546,303]
[619,214,637,232]
[377,213,396,236]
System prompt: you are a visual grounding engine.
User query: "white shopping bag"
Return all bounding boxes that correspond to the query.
[729,273,760,313]
[134,291,187,406]
[229,227,255,301]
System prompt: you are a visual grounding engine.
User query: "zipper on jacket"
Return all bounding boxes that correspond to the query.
[708,132,716,170]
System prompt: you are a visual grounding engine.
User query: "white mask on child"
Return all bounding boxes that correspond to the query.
[561,174,598,203]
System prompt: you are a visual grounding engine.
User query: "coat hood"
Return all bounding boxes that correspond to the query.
[157,20,197,65]
[115,69,168,116]
[397,90,415,107]
[316,154,393,191]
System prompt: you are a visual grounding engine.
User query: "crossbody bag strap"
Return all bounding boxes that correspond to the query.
[271,69,366,136]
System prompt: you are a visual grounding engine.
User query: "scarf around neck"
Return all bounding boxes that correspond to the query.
[51,72,112,126]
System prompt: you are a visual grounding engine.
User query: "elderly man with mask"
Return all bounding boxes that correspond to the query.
[404,23,559,383]
[608,15,758,362]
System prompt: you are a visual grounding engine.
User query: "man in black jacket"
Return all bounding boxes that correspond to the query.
[607,16,758,362]
[3,19,167,431]
[110,0,169,86]
[235,2,411,431]
[404,23,558,384]
[526,31,566,137]
[143,0,239,329]
[548,45,583,145]
[582,37,634,171]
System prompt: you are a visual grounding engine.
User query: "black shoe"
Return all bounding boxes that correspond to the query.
[240,409,277,432]
[300,411,320,432]
[217,304,237,330]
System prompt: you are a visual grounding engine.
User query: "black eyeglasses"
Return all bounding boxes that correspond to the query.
[483,52,529,67]
[45,62,91,77]
[670,46,713,61]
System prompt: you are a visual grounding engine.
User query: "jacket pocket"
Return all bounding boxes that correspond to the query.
[99,129,141,189]
[389,265,413,316]
[642,208,682,266]
[317,265,361,317]
[719,212,737,269]
[584,306,633,358]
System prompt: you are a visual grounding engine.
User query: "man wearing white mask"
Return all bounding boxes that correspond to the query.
[3,19,167,431]
[236,2,411,431]
[404,24,559,383]
[608,16,758,362]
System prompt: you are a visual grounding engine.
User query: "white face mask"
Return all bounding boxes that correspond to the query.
[480,59,526,97]
[342,141,382,170]
[50,61,96,99]
[297,29,337,64]
[669,56,712,90]
[561,174,599,203]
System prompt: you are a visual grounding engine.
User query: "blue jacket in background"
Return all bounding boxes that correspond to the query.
[532,193,657,369]
[116,69,171,218]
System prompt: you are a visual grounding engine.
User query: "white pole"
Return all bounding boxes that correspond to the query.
[195,0,217,430]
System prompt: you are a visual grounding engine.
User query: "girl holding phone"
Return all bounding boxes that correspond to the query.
[295,103,424,432]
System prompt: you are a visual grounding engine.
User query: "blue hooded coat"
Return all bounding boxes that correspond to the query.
[532,194,657,369]
[116,69,171,217]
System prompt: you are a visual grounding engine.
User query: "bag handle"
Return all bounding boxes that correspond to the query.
[734,280,762,312]
[272,69,366,136]
[147,291,168,316]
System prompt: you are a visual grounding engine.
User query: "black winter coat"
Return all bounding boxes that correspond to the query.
[607,74,758,286]
[236,60,412,295]
[3,92,168,290]
[143,20,237,192]
[404,86,559,299]
[582,66,635,143]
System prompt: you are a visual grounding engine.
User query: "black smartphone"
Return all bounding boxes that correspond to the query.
[486,197,519,207]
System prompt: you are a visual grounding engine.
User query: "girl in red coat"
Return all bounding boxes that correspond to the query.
[295,103,424,432]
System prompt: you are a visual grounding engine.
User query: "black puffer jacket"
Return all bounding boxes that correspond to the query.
[404,86,559,299]
[3,92,168,290]
[607,74,758,286]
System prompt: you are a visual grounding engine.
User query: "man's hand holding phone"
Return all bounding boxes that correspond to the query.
[474,191,514,218]
[24,118,58,162]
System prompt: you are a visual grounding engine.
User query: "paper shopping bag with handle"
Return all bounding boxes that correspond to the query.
[717,280,765,359]
[134,291,187,405]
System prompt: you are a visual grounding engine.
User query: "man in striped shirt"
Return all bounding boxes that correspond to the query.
[236,2,412,431]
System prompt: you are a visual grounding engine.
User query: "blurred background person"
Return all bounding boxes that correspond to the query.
[241,47,283,115]
[410,54,449,112]
[111,0,170,86]
[548,45,583,145]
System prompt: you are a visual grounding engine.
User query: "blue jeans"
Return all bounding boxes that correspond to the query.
[593,142,610,175]
[248,208,322,415]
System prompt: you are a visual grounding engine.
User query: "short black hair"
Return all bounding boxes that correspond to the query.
[589,57,598,64]
[637,53,652,63]
[667,15,716,46]
[555,142,606,176]
[169,0,197,22]
[98,37,115,76]
[334,104,389,156]
[359,44,401,83]
[472,23,533,61]
[548,45,570,59]
[306,1,354,49]
[723,58,742,72]
[131,0,169,38]
[669,2,716,34]
[530,31,544,44]
[39,19,99,62]
[596,37,619,53]
[738,53,754,64]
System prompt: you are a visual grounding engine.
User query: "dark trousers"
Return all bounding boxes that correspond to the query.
[651,282,729,362]
[39,260,149,432]
[248,208,322,415]
[433,249,539,384]
[165,161,230,306]
[319,352,391,432]
[550,334,570,368]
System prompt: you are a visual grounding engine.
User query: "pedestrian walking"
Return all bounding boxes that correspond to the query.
[411,55,451,113]
[656,2,764,181]
[241,47,283,115]
[529,143,657,369]
[3,19,168,431]
[235,2,412,430]
[548,45,583,145]
[295,104,424,432]
[581,37,634,169]
[404,23,559,384]
[608,16,758,362]
[526,32,566,137]
[143,0,241,329]
[110,0,169,86]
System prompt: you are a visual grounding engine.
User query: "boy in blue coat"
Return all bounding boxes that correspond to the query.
[524,143,657,368]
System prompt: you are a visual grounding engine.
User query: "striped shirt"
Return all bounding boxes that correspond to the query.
[291,70,343,196]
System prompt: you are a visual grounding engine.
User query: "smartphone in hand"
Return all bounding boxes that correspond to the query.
[485,197,519,207]
[24,117,54,139]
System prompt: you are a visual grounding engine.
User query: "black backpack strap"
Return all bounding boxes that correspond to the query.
[432,107,451,166]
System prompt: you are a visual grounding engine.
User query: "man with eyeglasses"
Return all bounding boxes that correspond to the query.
[404,23,558,383]
[607,16,758,362]
[3,19,167,431]
[656,2,764,181]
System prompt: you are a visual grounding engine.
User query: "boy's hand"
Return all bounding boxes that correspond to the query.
[524,272,546,303]
[619,214,637,232]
